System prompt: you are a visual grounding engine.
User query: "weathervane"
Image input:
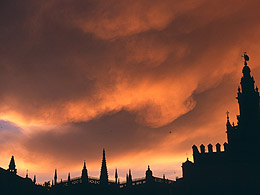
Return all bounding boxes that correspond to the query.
[242,52,249,66]
[226,111,229,121]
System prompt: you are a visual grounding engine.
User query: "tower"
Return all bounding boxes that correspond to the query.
[100,149,109,185]
[227,53,260,152]
[81,160,88,183]
[8,156,17,174]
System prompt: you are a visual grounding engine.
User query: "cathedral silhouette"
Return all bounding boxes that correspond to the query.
[1,54,260,194]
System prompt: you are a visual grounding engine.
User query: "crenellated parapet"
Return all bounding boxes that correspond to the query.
[192,143,229,164]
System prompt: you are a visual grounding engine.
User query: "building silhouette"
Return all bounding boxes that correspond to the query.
[1,54,260,194]
[179,53,260,194]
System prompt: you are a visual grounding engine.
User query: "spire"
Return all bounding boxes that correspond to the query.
[54,169,57,185]
[115,168,118,184]
[8,156,17,174]
[33,175,36,184]
[128,169,132,185]
[68,173,71,183]
[81,160,88,183]
[100,149,108,185]
[226,111,232,129]
[26,170,28,178]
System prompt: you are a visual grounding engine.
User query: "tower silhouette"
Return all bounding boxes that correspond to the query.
[99,149,108,185]
[8,156,17,174]
[181,53,260,194]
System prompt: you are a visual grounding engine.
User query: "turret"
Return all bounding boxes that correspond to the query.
[100,149,109,185]
[182,158,193,179]
[145,165,154,183]
[8,156,17,174]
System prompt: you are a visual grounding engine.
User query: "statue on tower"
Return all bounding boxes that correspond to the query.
[242,52,249,66]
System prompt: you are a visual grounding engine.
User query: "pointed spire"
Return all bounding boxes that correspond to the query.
[8,156,17,174]
[115,168,118,184]
[128,169,132,185]
[226,111,232,130]
[54,169,57,185]
[68,173,71,183]
[26,169,28,178]
[81,160,88,183]
[33,175,36,184]
[100,148,108,185]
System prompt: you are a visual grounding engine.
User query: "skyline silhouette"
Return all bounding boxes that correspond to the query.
[1,54,260,194]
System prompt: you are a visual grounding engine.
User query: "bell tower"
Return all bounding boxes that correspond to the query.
[236,52,260,146]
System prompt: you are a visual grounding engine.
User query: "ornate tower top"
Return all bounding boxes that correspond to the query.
[100,149,109,185]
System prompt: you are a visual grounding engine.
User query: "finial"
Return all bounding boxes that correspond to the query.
[242,52,249,66]
[26,169,28,178]
[226,111,230,121]
[238,86,241,93]
[256,86,258,92]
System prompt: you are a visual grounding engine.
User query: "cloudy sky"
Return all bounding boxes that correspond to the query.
[1,0,260,183]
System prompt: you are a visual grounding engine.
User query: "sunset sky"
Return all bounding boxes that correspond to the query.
[1,0,260,183]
